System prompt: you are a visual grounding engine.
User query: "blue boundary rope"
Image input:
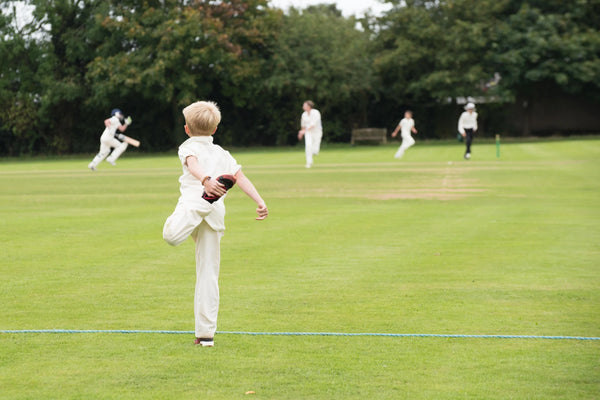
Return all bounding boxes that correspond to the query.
[1,329,598,341]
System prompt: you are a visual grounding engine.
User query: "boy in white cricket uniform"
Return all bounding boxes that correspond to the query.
[162,101,268,347]
[298,100,322,168]
[391,110,418,159]
[88,108,132,170]
[458,102,478,159]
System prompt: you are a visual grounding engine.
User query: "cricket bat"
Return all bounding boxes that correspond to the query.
[122,135,140,147]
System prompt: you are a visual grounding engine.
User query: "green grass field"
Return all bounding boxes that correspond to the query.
[1,139,599,399]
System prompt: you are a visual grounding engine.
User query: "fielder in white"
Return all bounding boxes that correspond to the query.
[391,110,418,159]
[88,108,132,171]
[297,100,322,168]
[162,101,268,347]
[458,102,478,160]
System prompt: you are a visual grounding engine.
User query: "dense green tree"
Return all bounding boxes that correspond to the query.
[1,0,598,154]
[373,0,600,136]
[493,1,600,97]
[489,0,600,134]
[32,0,105,153]
[265,4,374,143]
[375,0,506,102]
[86,0,279,149]
[0,2,44,154]
[0,0,113,154]
[372,0,505,137]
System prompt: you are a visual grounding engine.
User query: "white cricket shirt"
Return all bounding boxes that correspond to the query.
[177,135,241,231]
[398,118,415,138]
[301,109,322,136]
[101,116,122,140]
[458,111,478,134]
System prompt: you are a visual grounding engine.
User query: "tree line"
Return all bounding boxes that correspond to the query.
[1,0,598,155]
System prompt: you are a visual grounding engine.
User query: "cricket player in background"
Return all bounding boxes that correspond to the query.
[298,100,322,168]
[88,109,132,171]
[391,110,418,159]
[458,102,478,160]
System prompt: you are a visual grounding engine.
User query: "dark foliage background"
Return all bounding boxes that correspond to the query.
[1,0,599,155]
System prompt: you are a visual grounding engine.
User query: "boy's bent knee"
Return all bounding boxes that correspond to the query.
[163,224,187,246]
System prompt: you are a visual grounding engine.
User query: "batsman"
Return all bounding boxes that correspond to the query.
[88,108,137,171]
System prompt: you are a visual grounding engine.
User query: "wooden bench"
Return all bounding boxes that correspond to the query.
[351,128,387,145]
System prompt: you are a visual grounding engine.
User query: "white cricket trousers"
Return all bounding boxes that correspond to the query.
[305,132,322,166]
[394,134,415,159]
[89,135,128,168]
[163,202,222,338]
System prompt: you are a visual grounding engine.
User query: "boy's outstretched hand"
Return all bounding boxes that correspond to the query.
[256,204,268,220]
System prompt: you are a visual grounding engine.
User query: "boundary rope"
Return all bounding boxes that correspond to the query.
[1,329,598,341]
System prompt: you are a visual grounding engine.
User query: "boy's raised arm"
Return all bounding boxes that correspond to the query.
[234,169,268,220]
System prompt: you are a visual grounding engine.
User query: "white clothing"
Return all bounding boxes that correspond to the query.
[304,131,322,166]
[458,111,478,134]
[163,135,241,338]
[394,118,416,159]
[88,116,128,168]
[301,109,322,166]
[398,117,415,138]
[394,135,415,159]
[162,197,215,247]
[164,218,222,337]
[102,116,122,140]
[301,109,322,135]
[175,135,241,232]
[192,221,222,338]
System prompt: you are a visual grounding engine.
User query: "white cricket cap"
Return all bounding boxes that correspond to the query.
[465,102,476,110]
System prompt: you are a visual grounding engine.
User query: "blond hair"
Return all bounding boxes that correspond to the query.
[182,101,221,136]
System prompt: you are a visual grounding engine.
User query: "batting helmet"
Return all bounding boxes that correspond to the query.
[111,108,123,117]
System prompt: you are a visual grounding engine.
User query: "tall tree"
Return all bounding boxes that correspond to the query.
[31,0,105,153]
[86,0,278,149]
[265,4,374,143]
[375,0,504,102]
[490,0,600,134]
[493,1,600,98]
[0,2,45,154]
